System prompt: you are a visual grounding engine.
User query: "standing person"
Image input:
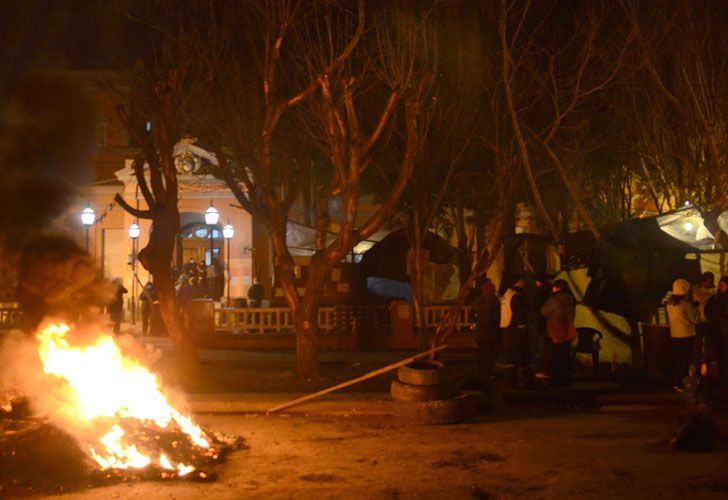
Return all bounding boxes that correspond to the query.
[248,278,265,307]
[667,279,699,391]
[139,281,157,336]
[107,278,128,334]
[704,276,728,383]
[540,279,578,387]
[501,277,535,388]
[472,279,501,380]
[534,273,553,376]
[693,272,716,371]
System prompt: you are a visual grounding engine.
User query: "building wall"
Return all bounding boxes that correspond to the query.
[67,71,254,311]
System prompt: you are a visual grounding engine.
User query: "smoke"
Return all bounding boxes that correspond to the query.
[0,321,168,451]
[14,235,114,330]
[0,72,97,301]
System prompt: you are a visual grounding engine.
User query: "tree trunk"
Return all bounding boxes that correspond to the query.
[294,297,320,380]
[270,226,322,379]
[140,208,201,378]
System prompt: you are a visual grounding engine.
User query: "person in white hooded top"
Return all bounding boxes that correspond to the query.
[666,278,699,390]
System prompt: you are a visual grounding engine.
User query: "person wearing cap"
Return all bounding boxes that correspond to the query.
[666,278,699,391]
[540,279,578,387]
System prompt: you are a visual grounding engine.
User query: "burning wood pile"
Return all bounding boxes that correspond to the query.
[1,322,244,494]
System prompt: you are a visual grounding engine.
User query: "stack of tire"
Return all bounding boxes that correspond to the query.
[391,360,475,424]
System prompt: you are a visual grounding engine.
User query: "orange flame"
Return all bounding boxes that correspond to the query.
[37,323,208,475]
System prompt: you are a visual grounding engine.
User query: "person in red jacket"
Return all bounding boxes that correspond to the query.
[540,279,578,387]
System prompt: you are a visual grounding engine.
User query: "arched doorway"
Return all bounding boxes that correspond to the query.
[176,222,223,269]
[175,219,224,301]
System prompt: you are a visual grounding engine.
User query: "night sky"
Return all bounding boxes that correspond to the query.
[0,0,147,75]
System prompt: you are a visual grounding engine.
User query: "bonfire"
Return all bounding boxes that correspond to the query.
[1,322,243,493]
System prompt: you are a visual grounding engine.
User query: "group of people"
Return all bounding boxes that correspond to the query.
[174,257,224,306]
[106,278,161,335]
[667,272,728,392]
[472,274,578,389]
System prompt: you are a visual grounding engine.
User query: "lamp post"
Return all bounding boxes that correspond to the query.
[204,203,220,298]
[223,223,235,306]
[80,206,96,252]
[128,222,140,324]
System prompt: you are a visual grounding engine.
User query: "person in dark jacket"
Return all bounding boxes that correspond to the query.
[500,278,535,388]
[705,275,728,383]
[534,273,553,374]
[107,278,128,334]
[139,281,159,336]
[540,279,578,387]
[472,279,501,380]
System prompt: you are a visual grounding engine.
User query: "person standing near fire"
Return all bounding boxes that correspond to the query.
[139,281,158,336]
[540,279,578,387]
[107,278,128,334]
[472,279,501,380]
[667,279,699,391]
[501,277,535,388]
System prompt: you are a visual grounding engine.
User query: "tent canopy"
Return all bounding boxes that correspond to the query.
[584,215,701,321]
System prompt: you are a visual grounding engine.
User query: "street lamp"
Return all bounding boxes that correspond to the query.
[81,206,96,252]
[204,202,220,299]
[223,223,235,306]
[204,203,220,263]
[128,222,140,324]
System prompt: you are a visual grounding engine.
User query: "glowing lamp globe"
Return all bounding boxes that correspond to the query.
[204,205,220,225]
[128,223,140,239]
[81,207,96,226]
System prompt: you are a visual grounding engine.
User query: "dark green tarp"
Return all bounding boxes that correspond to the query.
[584,217,700,321]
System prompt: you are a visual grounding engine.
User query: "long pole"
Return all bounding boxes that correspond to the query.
[209,227,213,266]
[267,344,448,414]
[226,238,231,306]
[85,226,89,252]
[209,227,214,298]
[131,238,137,324]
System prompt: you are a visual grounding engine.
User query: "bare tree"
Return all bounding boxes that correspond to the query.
[164,0,433,378]
[112,71,199,374]
[497,0,636,240]
[626,0,728,218]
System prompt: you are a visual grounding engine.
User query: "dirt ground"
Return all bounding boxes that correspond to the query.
[7,332,728,498]
[37,405,728,500]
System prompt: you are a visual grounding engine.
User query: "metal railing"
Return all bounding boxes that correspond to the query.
[215,303,474,335]
[423,305,474,331]
[215,306,339,334]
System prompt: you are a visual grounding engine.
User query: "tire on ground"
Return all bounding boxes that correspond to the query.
[390,380,441,402]
[395,394,475,425]
[397,360,444,387]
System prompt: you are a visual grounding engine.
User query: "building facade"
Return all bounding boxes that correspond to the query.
[66,72,255,313]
